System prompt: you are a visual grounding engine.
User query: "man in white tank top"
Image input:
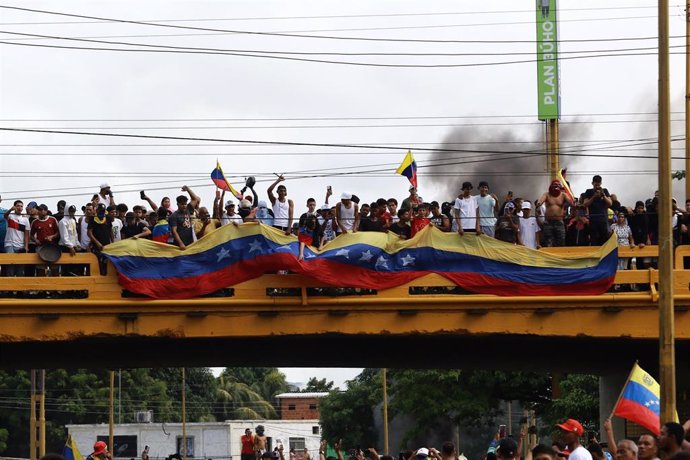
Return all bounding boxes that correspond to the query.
[267,175,294,235]
[336,192,359,234]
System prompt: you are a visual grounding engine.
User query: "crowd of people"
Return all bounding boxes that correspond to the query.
[1,174,687,275]
[51,417,690,460]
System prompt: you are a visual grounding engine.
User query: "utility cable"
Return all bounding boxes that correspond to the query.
[0,5,682,45]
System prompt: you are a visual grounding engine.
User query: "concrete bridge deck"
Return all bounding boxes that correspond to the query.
[0,245,688,369]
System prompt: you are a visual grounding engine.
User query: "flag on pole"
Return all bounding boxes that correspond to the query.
[612,363,662,435]
[211,160,242,199]
[557,168,576,203]
[395,151,418,189]
[63,434,84,460]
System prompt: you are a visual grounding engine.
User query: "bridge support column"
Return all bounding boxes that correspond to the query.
[599,372,627,442]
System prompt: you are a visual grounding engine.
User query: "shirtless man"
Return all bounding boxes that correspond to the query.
[254,425,268,460]
[537,180,572,247]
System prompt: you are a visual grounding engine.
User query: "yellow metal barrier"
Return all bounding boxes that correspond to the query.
[3,245,690,343]
[0,246,674,303]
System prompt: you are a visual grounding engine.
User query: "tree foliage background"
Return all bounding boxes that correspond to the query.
[0,367,292,457]
[0,367,599,458]
[320,369,599,456]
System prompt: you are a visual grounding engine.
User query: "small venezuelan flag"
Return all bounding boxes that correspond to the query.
[211,160,242,199]
[613,363,663,435]
[63,434,84,460]
[395,150,418,189]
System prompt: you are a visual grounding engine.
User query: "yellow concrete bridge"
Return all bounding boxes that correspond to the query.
[1,245,689,371]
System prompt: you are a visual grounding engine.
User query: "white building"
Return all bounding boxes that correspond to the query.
[67,419,321,459]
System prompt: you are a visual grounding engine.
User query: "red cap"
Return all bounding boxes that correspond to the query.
[556,419,584,436]
[93,441,108,456]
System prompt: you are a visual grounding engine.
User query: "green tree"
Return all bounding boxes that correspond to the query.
[149,368,217,422]
[215,374,277,420]
[303,377,335,392]
[0,428,8,453]
[537,374,600,432]
[319,369,381,448]
[219,367,291,412]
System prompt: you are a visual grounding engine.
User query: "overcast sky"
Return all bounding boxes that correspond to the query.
[0,0,687,211]
[0,1,686,375]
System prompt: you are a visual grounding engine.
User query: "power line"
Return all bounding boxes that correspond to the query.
[0,138,685,200]
[5,30,689,58]
[4,30,686,45]
[0,111,682,122]
[0,126,682,154]
[0,4,677,27]
[1,120,684,130]
[2,39,685,68]
[0,18,678,42]
[0,5,681,45]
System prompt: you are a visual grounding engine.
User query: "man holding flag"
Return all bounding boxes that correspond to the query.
[537,171,574,247]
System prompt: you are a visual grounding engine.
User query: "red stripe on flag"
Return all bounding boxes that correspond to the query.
[614,398,660,435]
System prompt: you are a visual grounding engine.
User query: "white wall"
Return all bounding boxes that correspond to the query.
[67,420,320,460]
[67,423,231,459]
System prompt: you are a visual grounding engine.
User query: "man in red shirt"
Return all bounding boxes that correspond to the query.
[30,204,59,247]
[241,428,254,460]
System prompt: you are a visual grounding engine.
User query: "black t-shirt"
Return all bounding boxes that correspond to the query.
[495,215,519,243]
[88,216,113,246]
[628,213,649,245]
[389,222,411,239]
[359,217,386,232]
[122,222,147,239]
[298,211,317,228]
[584,187,611,222]
[169,205,195,245]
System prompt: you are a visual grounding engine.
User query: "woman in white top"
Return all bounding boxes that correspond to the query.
[336,192,359,234]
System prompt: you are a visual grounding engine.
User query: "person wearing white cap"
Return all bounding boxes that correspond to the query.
[97,183,114,208]
[221,199,243,226]
[518,201,541,249]
[336,192,359,234]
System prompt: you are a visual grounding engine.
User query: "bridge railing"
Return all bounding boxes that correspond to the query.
[0,245,689,303]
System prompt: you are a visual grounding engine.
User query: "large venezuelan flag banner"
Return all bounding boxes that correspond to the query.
[103,224,617,300]
[613,363,662,435]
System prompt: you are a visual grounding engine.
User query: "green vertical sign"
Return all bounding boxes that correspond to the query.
[536,0,560,120]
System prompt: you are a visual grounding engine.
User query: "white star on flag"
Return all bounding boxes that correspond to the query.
[401,254,416,266]
[216,247,231,263]
[335,248,350,258]
[248,239,263,253]
[375,256,389,269]
[276,244,293,251]
[359,250,373,262]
